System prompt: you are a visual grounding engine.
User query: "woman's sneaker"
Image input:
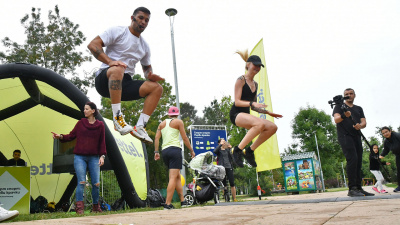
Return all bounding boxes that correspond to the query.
[232,146,244,167]
[372,187,380,193]
[380,189,388,193]
[243,147,257,167]
[181,201,189,208]
[163,204,175,210]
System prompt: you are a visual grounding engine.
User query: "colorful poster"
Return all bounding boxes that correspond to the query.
[297,159,314,190]
[313,160,321,176]
[284,162,298,190]
[0,167,30,214]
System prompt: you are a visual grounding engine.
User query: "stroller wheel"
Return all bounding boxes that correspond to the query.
[184,193,196,206]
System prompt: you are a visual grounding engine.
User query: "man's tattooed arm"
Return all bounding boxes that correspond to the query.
[90,46,104,60]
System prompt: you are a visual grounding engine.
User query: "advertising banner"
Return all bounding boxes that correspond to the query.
[249,39,281,172]
[283,162,298,191]
[297,159,314,190]
[190,129,227,155]
[0,167,30,214]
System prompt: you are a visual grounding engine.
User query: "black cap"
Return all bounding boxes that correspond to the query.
[246,55,264,67]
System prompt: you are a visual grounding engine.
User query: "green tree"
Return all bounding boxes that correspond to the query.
[202,99,228,125]
[180,102,203,125]
[287,105,344,180]
[0,5,93,93]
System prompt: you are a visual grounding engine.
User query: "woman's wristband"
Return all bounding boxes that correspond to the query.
[60,134,63,140]
[249,101,253,107]
[101,155,105,159]
[155,151,159,154]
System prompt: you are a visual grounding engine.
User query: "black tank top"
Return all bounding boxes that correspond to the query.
[230,76,258,115]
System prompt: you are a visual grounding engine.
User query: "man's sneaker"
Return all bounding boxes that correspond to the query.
[381,189,388,193]
[113,112,134,135]
[130,126,144,141]
[233,199,238,202]
[135,126,153,144]
[393,187,400,192]
[347,187,365,197]
[163,204,175,210]
[0,205,19,222]
[181,201,189,208]
[243,147,257,167]
[372,187,380,193]
[232,146,244,167]
[358,188,374,196]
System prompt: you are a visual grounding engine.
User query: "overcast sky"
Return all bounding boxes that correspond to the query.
[1,0,400,153]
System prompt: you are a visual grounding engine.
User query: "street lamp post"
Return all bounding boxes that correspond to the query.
[165,8,180,115]
[165,8,186,192]
[314,133,326,191]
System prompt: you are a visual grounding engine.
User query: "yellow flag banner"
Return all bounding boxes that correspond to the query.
[249,39,282,172]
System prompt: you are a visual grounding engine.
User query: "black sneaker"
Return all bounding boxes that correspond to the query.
[347,188,365,197]
[163,204,175,210]
[358,188,374,196]
[394,187,400,192]
[243,147,257,167]
[181,201,189,208]
[232,146,244,167]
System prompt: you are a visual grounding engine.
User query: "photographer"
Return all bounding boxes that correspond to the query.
[332,88,374,197]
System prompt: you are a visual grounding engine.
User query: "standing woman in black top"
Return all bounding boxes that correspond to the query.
[214,138,237,202]
[230,50,282,167]
[370,144,390,193]
[380,126,400,192]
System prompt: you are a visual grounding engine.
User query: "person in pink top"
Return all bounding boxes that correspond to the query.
[52,102,106,214]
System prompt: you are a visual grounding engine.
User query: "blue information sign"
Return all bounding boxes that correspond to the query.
[190,129,227,155]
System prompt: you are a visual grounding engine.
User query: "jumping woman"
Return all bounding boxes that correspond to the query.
[230,50,282,167]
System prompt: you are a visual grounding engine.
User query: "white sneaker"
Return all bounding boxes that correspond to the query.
[136,126,153,144]
[130,125,144,141]
[0,205,19,222]
[113,113,133,135]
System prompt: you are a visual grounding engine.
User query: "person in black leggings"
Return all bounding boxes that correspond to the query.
[214,138,237,202]
[230,50,282,167]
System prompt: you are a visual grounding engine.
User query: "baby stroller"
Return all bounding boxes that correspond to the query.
[184,151,226,206]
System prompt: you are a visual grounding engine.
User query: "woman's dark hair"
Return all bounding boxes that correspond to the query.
[381,126,391,132]
[86,102,98,117]
[370,144,379,156]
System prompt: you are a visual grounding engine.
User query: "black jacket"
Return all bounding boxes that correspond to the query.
[213,145,234,168]
[6,158,26,166]
[382,132,400,157]
[369,151,386,171]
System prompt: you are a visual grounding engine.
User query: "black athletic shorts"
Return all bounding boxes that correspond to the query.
[162,146,182,170]
[222,168,235,187]
[95,67,145,101]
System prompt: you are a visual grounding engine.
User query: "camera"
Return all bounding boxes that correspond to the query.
[328,95,350,109]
